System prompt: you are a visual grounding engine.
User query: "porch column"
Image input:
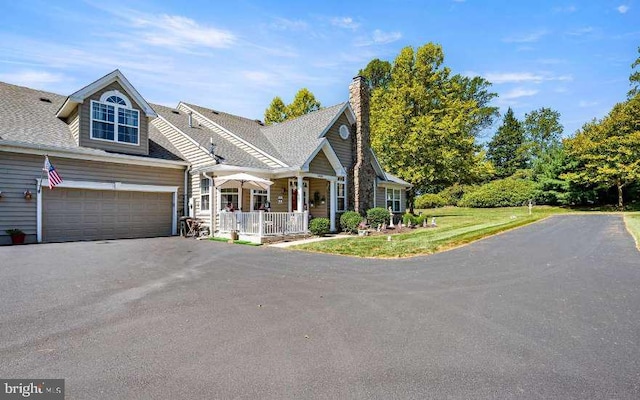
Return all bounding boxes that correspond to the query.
[329,179,337,231]
[238,185,243,211]
[297,175,304,213]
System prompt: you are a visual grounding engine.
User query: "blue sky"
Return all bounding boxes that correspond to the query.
[0,0,637,139]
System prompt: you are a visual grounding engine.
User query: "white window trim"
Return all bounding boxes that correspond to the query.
[200,178,210,212]
[337,176,346,212]
[220,187,239,211]
[250,189,268,211]
[386,188,401,213]
[90,96,140,146]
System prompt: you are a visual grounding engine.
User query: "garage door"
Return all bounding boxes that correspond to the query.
[43,188,173,242]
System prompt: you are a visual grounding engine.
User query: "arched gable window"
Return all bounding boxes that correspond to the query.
[90,90,139,145]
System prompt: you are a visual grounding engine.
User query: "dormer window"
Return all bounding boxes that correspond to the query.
[90,90,139,145]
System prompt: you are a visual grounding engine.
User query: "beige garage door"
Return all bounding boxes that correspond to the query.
[43,188,173,242]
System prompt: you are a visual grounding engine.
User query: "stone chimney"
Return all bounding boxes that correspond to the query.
[349,76,375,213]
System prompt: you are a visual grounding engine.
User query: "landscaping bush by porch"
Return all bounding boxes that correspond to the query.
[366,207,389,227]
[309,218,331,236]
[340,211,363,234]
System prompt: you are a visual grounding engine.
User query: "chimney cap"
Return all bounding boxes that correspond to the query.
[352,75,366,82]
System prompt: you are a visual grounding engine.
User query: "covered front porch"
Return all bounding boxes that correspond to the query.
[209,173,341,244]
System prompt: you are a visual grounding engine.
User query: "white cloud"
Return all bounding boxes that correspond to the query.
[578,100,598,107]
[503,29,549,43]
[330,17,360,30]
[372,29,402,44]
[484,72,572,84]
[0,70,65,87]
[354,29,402,46]
[501,88,539,100]
[270,17,308,31]
[553,5,577,13]
[617,5,630,13]
[567,26,594,36]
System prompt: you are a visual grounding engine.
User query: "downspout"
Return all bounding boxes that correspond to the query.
[183,165,191,217]
[203,171,215,237]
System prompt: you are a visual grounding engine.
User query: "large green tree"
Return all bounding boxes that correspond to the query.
[369,43,498,208]
[563,95,640,208]
[264,88,321,125]
[629,46,640,98]
[523,107,563,160]
[487,108,528,178]
[358,59,392,90]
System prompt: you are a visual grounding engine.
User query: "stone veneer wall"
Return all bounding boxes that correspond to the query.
[348,76,376,213]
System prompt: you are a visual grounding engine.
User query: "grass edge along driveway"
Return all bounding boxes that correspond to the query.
[293,206,568,258]
[624,212,640,250]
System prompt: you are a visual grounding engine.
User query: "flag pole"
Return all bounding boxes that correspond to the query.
[38,154,47,193]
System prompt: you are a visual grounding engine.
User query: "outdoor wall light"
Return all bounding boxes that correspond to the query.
[23,190,32,200]
[0,190,3,198]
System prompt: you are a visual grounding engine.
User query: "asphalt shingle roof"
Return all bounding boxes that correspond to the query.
[0,81,185,162]
[261,103,347,168]
[183,102,285,163]
[151,103,271,169]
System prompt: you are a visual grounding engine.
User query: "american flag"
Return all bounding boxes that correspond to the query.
[43,156,63,189]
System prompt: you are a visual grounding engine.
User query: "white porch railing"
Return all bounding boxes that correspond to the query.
[218,211,308,237]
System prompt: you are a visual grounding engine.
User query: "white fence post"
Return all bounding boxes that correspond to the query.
[258,210,264,237]
[303,211,309,233]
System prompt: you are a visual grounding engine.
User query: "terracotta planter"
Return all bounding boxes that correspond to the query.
[10,233,26,245]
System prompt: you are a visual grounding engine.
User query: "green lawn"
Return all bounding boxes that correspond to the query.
[293,206,569,258]
[624,213,640,250]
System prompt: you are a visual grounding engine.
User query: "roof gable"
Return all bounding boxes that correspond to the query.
[56,70,157,118]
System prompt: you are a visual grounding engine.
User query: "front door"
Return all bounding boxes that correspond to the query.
[291,189,298,211]
[288,178,309,212]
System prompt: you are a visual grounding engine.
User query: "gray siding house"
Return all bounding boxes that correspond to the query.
[0,70,410,244]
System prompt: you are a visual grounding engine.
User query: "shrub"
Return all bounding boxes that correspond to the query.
[309,218,330,236]
[402,213,418,226]
[340,211,363,234]
[438,184,470,206]
[415,214,426,226]
[415,193,446,209]
[458,177,537,208]
[366,207,389,227]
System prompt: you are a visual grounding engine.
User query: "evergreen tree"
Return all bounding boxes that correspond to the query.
[287,88,321,119]
[264,97,287,125]
[486,108,528,178]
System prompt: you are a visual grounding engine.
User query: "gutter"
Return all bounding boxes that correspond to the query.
[184,165,191,216]
[203,171,215,237]
[0,140,189,169]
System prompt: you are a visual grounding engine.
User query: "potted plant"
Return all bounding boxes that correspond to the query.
[6,228,26,245]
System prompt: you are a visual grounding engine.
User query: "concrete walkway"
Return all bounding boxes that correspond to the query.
[268,234,347,247]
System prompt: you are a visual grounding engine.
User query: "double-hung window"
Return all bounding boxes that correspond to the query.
[252,190,268,210]
[221,188,239,211]
[90,90,140,145]
[386,188,401,212]
[200,178,210,212]
[337,177,346,212]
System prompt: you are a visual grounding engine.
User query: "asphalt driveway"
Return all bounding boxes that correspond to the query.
[0,215,638,399]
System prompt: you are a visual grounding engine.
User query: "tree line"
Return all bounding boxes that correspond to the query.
[264,44,640,210]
